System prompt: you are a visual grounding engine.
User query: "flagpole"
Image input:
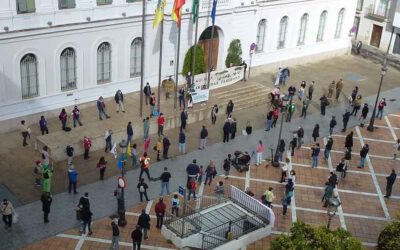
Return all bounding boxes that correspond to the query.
[206,25,215,89]
[174,24,182,110]
[191,2,199,91]
[157,20,164,112]
[140,0,146,117]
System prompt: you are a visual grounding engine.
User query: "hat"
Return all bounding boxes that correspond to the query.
[36,160,41,165]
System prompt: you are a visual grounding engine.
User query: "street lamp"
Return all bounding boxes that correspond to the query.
[117,140,128,226]
[367,56,388,132]
[272,95,289,167]
[326,197,341,229]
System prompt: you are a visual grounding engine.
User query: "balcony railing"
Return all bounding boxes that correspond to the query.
[366,4,389,21]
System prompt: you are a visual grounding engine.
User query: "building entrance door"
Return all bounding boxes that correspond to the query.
[370,24,383,48]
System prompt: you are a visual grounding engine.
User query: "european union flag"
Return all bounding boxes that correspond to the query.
[211,0,217,25]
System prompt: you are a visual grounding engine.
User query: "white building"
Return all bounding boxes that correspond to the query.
[353,0,400,53]
[0,0,356,129]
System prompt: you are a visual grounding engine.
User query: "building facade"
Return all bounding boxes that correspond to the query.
[354,0,400,53]
[0,0,356,126]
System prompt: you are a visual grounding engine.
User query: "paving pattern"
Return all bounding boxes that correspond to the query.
[23,113,400,250]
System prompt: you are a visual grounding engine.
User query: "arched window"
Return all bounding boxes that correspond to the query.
[278,16,288,49]
[317,11,328,42]
[298,14,308,45]
[130,38,142,77]
[97,42,111,84]
[335,8,345,38]
[60,48,77,91]
[20,53,39,98]
[256,19,266,52]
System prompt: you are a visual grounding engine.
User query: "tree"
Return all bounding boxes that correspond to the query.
[378,218,400,250]
[270,221,363,250]
[225,39,242,68]
[182,45,205,77]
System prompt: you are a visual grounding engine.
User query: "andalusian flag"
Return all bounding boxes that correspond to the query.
[153,0,166,28]
[127,141,132,157]
[192,0,199,24]
[171,0,186,27]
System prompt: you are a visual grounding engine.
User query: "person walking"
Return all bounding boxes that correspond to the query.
[180,109,188,132]
[226,100,234,118]
[66,144,74,165]
[265,110,273,131]
[149,93,156,117]
[223,119,231,143]
[327,81,335,98]
[230,118,237,139]
[311,143,321,168]
[171,194,180,216]
[264,187,275,208]
[162,136,170,159]
[110,217,120,250]
[312,124,320,142]
[319,94,329,116]
[342,110,351,132]
[72,106,83,127]
[159,167,171,196]
[329,116,337,135]
[204,160,217,185]
[286,101,295,122]
[376,98,387,120]
[105,130,112,153]
[335,159,346,181]
[385,170,397,198]
[137,209,150,240]
[272,107,279,128]
[289,135,297,156]
[83,136,92,160]
[42,165,53,193]
[345,131,354,151]
[179,130,186,154]
[143,117,150,140]
[40,192,52,223]
[256,140,265,166]
[20,120,30,146]
[299,98,310,118]
[277,139,285,162]
[359,103,369,124]
[0,199,14,229]
[211,104,219,125]
[296,126,304,149]
[131,225,142,250]
[68,165,78,194]
[335,79,343,101]
[199,125,208,149]
[298,85,305,101]
[280,158,289,183]
[350,86,358,104]
[97,96,110,120]
[127,122,134,143]
[137,178,149,202]
[114,89,125,113]
[58,108,68,131]
[155,198,166,229]
[97,157,107,180]
[223,156,231,179]
[143,82,151,105]
[39,116,49,135]
[139,153,152,181]
[157,113,165,137]
[351,95,362,116]
[324,136,333,160]
[393,139,400,160]
[80,201,93,235]
[358,144,369,168]
[308,81,314,100]
[356,40,363,54]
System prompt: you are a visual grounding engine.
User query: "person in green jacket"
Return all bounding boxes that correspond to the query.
[300,98,310,118]
[42,165,53,193]
[286,102,295,122]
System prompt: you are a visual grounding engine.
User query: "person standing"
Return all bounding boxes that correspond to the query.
[156,137,162,161]
[187,178,197,200]
[351,95,362,116]
[178,87,185,109]
[149,93,156,117]
[264,187,275,208]
[312,124,320,142]
[376,98,387,120]
[345,131,354,151]
[143,117,150,140]
[265,110,273,131]
[327,81,335,98]
[83,136,92,160]
[66,144,74,165]
[137,178,149,202]
[180,109,188,132]
[21,120,30,146]
[59,108,68,131]
[97,96,110,120]
[199,125,208,149]
[308,81,314,100]
[211,104,219,125]
[358,144,369,168]
[127,122,134,143]
[186,159,200,180]
[298,85,305,101]
[41,192,52,223]
[324,137,333,160]
[335,79,343,101]
[385,170,397,198]
[356,40,363,54]
[80,202,93,235]
[342,110,351,132]
[143,82,151,106]
[393,139,400,160]
[171,194,180,216]
[110,217,120,250]
[162,136,170,159]
[72,105,83,127]
[155,198,166,229]
[114,89,125,113]
[277,139,286,162]
[280,158,289,183]
[214,181,225,200]
[131,225,142,250]
[350,86,358,104]
[230,118,237,139]
[223,119,231,143]
[256,140,265,166]
[319,94,328,116]
[289,135,297,156]
[41,146,50,168]
[42,165,53,193]
[223,156,231,179]
[34,161,42,187]
[0,199,14,229]
[139,153,152,181]
[137,209,150,240]
[157,113,165,137]
[296,126,304,149]
[68,165,78,194]
[159,167,171,196]
[39,116,49,135]
[274,67,282,86]
[97,157,107,180]
[299,98,310,118]
[311,143,320,168]
[286,102,295,122]
[272,107,279,128]
[131,144,138,169]
[105,130,112,153]
[359,103,369,124]
[329,116,337,135]
[226,100,234,118]
[204,160,217,185]
[178,130,186,154]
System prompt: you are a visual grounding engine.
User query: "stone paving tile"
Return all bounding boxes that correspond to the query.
[22,237,78,250]
[361,140,395,158]
[345,216,387,244]
[292,147,328,168]
[336,172,376,194]
[329,151,368,173]
[369,157,398,175]
[249,164,282,181]
[294,186,325,211]
[359,126,395,141]
[296,210,341,230]
[247,234,277,250]
[339,192,385,218]
[388,115,400,128]
[291,167,330,188]
[377,175,400,197]
[385,199,400,218]
[271,207,292,232]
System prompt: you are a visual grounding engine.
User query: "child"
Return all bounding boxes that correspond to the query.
[197,165,204,184]
[171,194,180,217]
[34,161,42,186]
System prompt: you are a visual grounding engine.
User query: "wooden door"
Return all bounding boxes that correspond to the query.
[198,38,219,71]
[370,25,383,48]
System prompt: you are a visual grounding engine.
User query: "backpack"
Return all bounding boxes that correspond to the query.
[139,184,145,193]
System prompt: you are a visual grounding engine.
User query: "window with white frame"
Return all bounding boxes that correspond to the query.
[335,9,345,38]
[298,13,308,45]
[16,0,36,14]
[376,0,389,16]
[256,19,266,52]
[278,16,288,49]
[59,0,75,9]
[60,48,77,91]
[130,38,142,77]
[317,11,328,42]
[20,54,39,98]
[97,42,112,84]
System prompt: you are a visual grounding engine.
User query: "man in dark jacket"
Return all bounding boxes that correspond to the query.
[186,159,200,180]
[155,198,166,229]
[162,136,170,159]
[131,225,142,250]
[324,137,333,160]
[80,205,93,235]
[137,178,149,202]
[180,110,188,132]
[345,131,354,151]
[41,192,52,223]
[114,89,125,113]
[230,118,237,140]
[223,119,231,143]
[342,110,351,132]
[296,126,304,149]
[110,217,120,249]
[385,170,397,198]
[199,126,208,149]
[319,94,328,116]
[143,82,151,105]
[137,209,150,240]
[358,144,369,168]
[329,116,337,135]
[127,122,134,143]
[159,167,171,196]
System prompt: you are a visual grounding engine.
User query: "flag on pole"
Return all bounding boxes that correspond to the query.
[211,0,217,25]
[192,0,199,24]
[127,141,132,157]
[153,0,166,29]
[171,0,186,27]
[111,143,117,159]
[117,155,124,170]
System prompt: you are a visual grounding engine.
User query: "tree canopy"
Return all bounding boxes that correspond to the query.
[225,39,242,68]
[378,218,400,250]
[182,45,205,77]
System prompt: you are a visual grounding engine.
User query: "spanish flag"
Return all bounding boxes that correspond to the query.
[153,0,166,29]
[171,0,186,27]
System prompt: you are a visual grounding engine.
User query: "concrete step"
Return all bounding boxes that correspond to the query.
[213,86,269,99]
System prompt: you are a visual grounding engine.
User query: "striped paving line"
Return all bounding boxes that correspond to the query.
[374,124,400,130]
[291,162,388,177]
[385,116,398,140]
[331,134,394,144]
[286,152,297,223]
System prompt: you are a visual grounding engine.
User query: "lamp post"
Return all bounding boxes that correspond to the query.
[272,95,289,167]
[117,140,127,226]
[367,57,388,132]
[326,197,341,229]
